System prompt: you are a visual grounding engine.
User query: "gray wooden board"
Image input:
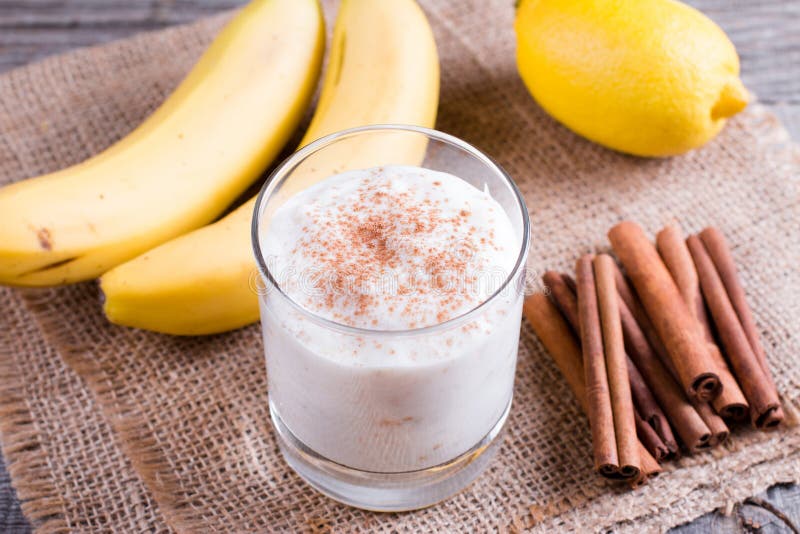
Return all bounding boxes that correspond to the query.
[0,1,798,532]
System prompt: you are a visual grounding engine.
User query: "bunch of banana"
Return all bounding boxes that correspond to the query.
[0,0,325,286]
[100,0,439,335]
[0,0,440,335]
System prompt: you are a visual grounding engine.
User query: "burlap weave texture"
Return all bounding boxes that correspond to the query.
[0,1,799,532]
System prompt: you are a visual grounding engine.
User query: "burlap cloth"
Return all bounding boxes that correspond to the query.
[1,1,799,532]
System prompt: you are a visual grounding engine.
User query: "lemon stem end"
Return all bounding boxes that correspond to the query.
[711,78,749,121]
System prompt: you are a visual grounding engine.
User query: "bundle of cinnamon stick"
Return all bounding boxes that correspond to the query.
[524,221,783,487]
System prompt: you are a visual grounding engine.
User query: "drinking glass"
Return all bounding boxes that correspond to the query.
[252,125,530,511]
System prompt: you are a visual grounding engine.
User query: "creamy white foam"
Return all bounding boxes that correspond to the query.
[262,165,518,333]
[259,165,524,471]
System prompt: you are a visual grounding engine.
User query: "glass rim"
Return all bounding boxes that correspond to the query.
[251,124,530,337]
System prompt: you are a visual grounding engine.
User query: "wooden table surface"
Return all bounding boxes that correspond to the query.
[0,1,798,532]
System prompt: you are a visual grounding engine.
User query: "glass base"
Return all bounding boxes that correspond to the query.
[269,398,511,512]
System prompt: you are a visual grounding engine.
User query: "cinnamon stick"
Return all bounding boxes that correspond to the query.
[694,401,729,446]
[543,271,580,333]
[608,221,721,402]
[699,228,768,369]
[613,264,674,371]
[575,255,621,477]
[617,293,713,451]
[523,293,587,408]
[635,408,670,462]
[613,259,722,450]
[523,293,661,481]
[629,445,663,488]
[699,227,784,424]
[594,254,640,478]
[656,225,707,325]
[686,235,783,429]
[627,359,678,457]
[656,225,749,420]
[638,442,663,479]
[543,271,677,456]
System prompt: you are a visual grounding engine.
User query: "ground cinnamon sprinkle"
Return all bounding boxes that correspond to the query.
[267,167,519,330]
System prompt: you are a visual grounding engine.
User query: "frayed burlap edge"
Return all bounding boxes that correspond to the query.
[508,404,800,533]
[620,443,800,534]
[18,288,196,533]
[0,331,69,533]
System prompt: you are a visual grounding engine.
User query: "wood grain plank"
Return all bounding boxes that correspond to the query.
[688,0,800,104]
[670,483,800,533]
[0,0,245,72]
[0,454,29,533]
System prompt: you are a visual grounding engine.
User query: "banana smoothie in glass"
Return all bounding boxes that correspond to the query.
[253,126,530,511]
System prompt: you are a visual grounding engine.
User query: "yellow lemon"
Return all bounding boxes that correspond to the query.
[515,0,748,157]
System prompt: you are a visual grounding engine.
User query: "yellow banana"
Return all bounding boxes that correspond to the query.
[0,0,324,286]
[100,0,440,335]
